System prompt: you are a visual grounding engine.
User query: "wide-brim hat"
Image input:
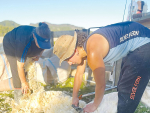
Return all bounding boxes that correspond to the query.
[53,32,77,65]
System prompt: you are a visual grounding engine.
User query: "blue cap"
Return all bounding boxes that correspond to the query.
[34,30,51,49]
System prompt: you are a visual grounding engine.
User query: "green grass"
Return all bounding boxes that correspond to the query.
[135,102,150,113]
[0,91,13,113]
[0,91,14,98]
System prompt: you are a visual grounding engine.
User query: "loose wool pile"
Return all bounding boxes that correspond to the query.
[2,57,150,113]
[11,58,86,113]
[11,91,86,113]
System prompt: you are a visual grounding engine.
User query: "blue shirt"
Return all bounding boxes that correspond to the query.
[4,26,44,62]
[84,21,150,63]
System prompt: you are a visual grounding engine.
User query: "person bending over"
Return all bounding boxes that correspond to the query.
[53,21,150,113]
[3,22,51,104]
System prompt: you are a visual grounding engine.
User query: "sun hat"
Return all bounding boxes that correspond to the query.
[53,32,77,65]
[34,22,51,49]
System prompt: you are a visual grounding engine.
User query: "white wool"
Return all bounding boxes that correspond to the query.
[11,91,86,113]
[1,57,149,113]
[11,58,86,113]
[11,58,150,113]
[91,92,118,113]
[141,86,150,107]
[90,86,150,113]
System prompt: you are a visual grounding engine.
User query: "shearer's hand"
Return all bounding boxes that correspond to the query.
[72,96,79,107]
[83,102,97,113]
[21,81,29,94]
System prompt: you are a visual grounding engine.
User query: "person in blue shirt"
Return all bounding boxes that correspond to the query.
[53,21,150,113]
[3,22,51,104]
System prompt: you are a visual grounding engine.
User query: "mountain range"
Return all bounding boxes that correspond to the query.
[0,20,84,31]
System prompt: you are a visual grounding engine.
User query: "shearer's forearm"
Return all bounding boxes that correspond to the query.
[93,67,106,107]
[94,83,105,107]
[72,60,86,97]
[73,72,83,97]
[17,61,26,83]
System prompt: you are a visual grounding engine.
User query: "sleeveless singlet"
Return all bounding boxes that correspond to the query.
[84,21,150,63]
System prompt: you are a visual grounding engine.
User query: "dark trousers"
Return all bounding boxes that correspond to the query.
[3,33,22,88]
[117,42,150,113]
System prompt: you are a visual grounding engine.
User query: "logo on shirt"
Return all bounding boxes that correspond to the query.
[120,31,139,43]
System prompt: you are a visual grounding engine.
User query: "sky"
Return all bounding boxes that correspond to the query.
[1,0,150,29]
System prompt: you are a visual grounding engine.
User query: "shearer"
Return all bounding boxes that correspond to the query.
[53,21,150,113]
[3,22,51,104]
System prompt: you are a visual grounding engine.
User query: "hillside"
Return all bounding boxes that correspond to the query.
[0,20,20,27]
[0,20,84,32]
[30,22,84,31]
[0,20,84,36]
[0,25,14,36]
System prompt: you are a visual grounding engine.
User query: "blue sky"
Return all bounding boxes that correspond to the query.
[1,0,150,29]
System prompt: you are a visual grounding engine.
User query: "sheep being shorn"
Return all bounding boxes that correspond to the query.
[91,86,150,113]
[9,58,150,113]
[11,58,86,113]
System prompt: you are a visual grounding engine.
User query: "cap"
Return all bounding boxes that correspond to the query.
[34,22,51,49]
[53,32,77,65]
[34,30,51,49]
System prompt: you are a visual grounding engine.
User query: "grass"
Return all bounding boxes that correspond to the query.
[0,91,13,113]
[135,102,150,113]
